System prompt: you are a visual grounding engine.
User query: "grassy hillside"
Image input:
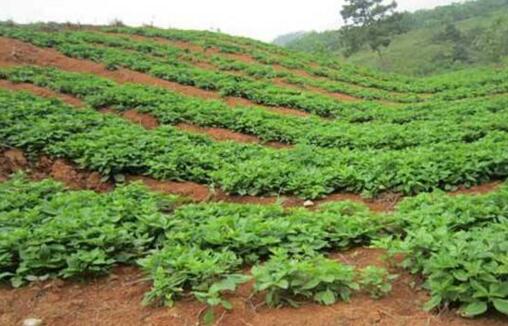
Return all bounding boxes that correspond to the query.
[281,0,508,75]
[0,22,508,324]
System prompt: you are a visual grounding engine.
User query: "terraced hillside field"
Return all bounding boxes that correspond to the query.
[0,23,508,326]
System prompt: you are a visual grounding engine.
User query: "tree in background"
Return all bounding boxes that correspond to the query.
[474,17,508,63]
[433,23,471,64]
[340,0,404,57]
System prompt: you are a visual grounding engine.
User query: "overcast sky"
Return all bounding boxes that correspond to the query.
[2,0,463,42]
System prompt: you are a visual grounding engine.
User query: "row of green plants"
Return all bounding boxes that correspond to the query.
[102,25,508,95]
[208,55,422,103]
[102,25,426,94]
[2,173,508,319]
[0,25,385,118]
[76,29,423,103]
[0,173,394,323]
[380,184,508,317]
[3,66,508,151]
[2,89,508,198]
[33,25,508,103]
[4,28,505,117]
[5,25,507,118]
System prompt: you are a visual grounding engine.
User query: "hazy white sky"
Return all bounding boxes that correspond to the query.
[1,0,463,41]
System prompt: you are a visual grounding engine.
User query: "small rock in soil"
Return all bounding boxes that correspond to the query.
[23,318,43,326]
[303,200,314,207]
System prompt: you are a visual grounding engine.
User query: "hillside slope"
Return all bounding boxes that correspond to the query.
[280,0,508,75]
[0,22,507,325]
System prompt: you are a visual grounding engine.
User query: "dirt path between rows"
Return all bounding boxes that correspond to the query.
[0,37,310,118]
[113,32,420,103]
[0,79,84,106]
[0,149,394,211]
[0,149,502,214]
[1,152,505,325]
[0,79,289,148]
[117,32,363,104]
[1,248,506,326]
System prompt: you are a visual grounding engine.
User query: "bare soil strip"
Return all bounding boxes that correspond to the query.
[1,247,506,326]
[113,32,418,103]
[0,37,310,118]
[0,80,289,148]
[0,149,393,211]
[0,149,501,214]
[0,79,84,106]
[0,80,501,211]
[0,149,113,192]
[175,122,290,149]
[119,32,367,101]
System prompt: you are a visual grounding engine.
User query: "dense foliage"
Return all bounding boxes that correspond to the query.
[383,185,508,316]
[0,20,507,321]
[0,173,179,286]
[0,174,392,315]
[1,174,507,319]
[1,89,507,198]
[282,0,508,75]
[2,66,508,152]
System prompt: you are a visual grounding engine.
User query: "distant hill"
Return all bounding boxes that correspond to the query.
[276,0,508,75]
[272,31,308,46]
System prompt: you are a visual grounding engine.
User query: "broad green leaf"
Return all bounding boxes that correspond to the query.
[203,308,215,326]
[221,299,233,310]
[493,299,508,315]
[460,301,488,317]
[314,289,336,305]
[423,295,442,311]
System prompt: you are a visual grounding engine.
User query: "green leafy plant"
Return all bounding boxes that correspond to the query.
[358,266,397,299]
[252,250,358,307]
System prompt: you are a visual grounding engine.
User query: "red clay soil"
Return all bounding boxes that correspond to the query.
[0,79,84,106]
[176,123,290,148]
[33,156,113,192]
[270,76,360,103]
[127,175,285,206]
[126,175,212,201]
[1,147,502,213]
[129,175,400,212]
[1,247,506,326]
[0,37,219,100]
[303,84,359,102]
[119,30,212,57]
[0,148,28,180]
[0,79,288,148]
[0,149,112,192]
[450,181,502,196]
[101,108,290,148]
[177,122,261,144]
[316,192,402,213]
[224,96,310,117]
[107,32,363,105]
[0,148,272,206]
[122,33,208,54]
[121,109,160,129]
[99,108,160,130]
[120,32,250,63]
[0,37,313,119]
[272,63,314,78]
